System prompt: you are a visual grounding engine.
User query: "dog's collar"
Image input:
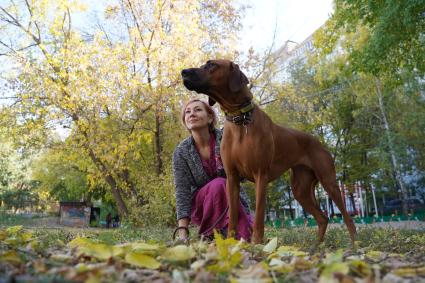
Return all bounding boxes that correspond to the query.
[225,101,255,125]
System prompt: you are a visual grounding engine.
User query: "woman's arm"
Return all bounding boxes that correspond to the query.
[172,146,195,233]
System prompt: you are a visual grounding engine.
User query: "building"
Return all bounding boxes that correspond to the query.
[59,201,91,227]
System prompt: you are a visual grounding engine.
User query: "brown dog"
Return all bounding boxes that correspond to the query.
[181,59,356,244]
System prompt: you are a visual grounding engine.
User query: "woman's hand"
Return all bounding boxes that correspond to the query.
[173,226,190,245]
[173,218,190,245]
[178,228,189,240]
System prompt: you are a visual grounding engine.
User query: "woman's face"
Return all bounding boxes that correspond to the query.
[184,101,212,131]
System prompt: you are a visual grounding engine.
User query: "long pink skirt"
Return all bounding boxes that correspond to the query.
[191,177,252,241]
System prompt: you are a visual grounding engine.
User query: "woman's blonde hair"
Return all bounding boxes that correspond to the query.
[181,99,217,132]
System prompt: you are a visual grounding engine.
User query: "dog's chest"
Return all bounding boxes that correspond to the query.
[221,128,274,175]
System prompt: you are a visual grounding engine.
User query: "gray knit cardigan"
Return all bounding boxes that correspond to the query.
[172,128,250,220]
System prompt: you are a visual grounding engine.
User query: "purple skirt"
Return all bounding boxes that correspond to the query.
[191,177,252,241]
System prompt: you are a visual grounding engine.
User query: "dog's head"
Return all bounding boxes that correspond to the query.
[181,59,250,108]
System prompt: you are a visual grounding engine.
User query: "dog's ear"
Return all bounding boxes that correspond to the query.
[209,97,216,106]
[229,62,249,92]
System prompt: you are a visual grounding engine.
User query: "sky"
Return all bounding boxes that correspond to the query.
[238,0,334,51]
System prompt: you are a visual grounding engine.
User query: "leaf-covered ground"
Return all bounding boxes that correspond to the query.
[1,224,425,283]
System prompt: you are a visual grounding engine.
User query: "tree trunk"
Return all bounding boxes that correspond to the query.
[118,169,145,205]
[375,78,408,215]
[104,174,129,217]
[287,185,294,220]
[349,193,356,215]
[329,197,335,217]
[154,112,163,175]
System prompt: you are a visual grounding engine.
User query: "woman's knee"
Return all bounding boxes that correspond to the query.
[209,177,227,196]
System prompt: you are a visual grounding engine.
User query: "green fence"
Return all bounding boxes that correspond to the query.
[266,213,425,228]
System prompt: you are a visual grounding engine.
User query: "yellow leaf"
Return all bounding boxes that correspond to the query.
[68,236,94,249]
[6,225,23,234]
[392,267,418,277]
[0,230,8,241]
[262,237,277,253]
[365,250,384,262]
[125,251,161,269]
[131,242,160,252]
[320,262,350,279]
[33,260,47,273]
[79,243,122,260]
[21,232,33,242]
[292,257,313,271]
[349,260,372,277]
[4,237,19,246]
[0,250,22,265]
[162,245,195,262]
[50,253,73,262]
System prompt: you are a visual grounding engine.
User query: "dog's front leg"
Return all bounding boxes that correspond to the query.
[226,172,240,239]
[253,174,268,244]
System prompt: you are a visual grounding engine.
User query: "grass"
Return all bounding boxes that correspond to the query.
[2,213,425,256]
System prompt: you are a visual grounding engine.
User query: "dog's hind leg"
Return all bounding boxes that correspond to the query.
[291,165,328,243]
[320,178,356,246]
[311,150,356,245]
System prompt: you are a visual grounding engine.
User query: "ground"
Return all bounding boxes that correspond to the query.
[1,215,425,282]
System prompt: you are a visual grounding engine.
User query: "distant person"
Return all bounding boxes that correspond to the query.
[106,213,112,228]
[113,215,120,228]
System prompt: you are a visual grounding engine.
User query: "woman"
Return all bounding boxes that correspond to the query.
[172,99,252,242]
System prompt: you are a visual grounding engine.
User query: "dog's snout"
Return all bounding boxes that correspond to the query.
[181,68,192,77]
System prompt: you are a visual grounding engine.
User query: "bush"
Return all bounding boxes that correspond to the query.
[128,172,176,227]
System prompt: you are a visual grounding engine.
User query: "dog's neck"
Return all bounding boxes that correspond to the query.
[223,100,255,126]
[212,87,253,114]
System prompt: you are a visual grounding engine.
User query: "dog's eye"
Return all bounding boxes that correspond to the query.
[205,62,216,71]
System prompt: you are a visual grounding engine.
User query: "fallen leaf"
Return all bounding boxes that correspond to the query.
[365,250,384,262]
[130,242,160,252]
[262,237,277,253]
[68,236,95,249]
[275,245,308,257]
[125,251,161,269]
[349,260,372,277]
[162,245,195,262]
[190,259,206,270]
[6,225,23,234]
[292,257,313,271]
[233,262,271,282]
[319,262,350,283]
[0,250,22,265]
[392,267,419,277]
[0,230,7,241]
[78,242,123,260]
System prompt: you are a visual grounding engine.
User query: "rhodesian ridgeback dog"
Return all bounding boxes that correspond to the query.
[181,59,356,245]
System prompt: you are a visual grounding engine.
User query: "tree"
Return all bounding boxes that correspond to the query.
[311,16,425,215]
[0,0,246,220]
[332,0,425,76]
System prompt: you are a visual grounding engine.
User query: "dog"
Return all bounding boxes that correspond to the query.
[181,59,356,244]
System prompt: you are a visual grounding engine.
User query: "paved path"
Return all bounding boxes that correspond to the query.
[330,220,425,230]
